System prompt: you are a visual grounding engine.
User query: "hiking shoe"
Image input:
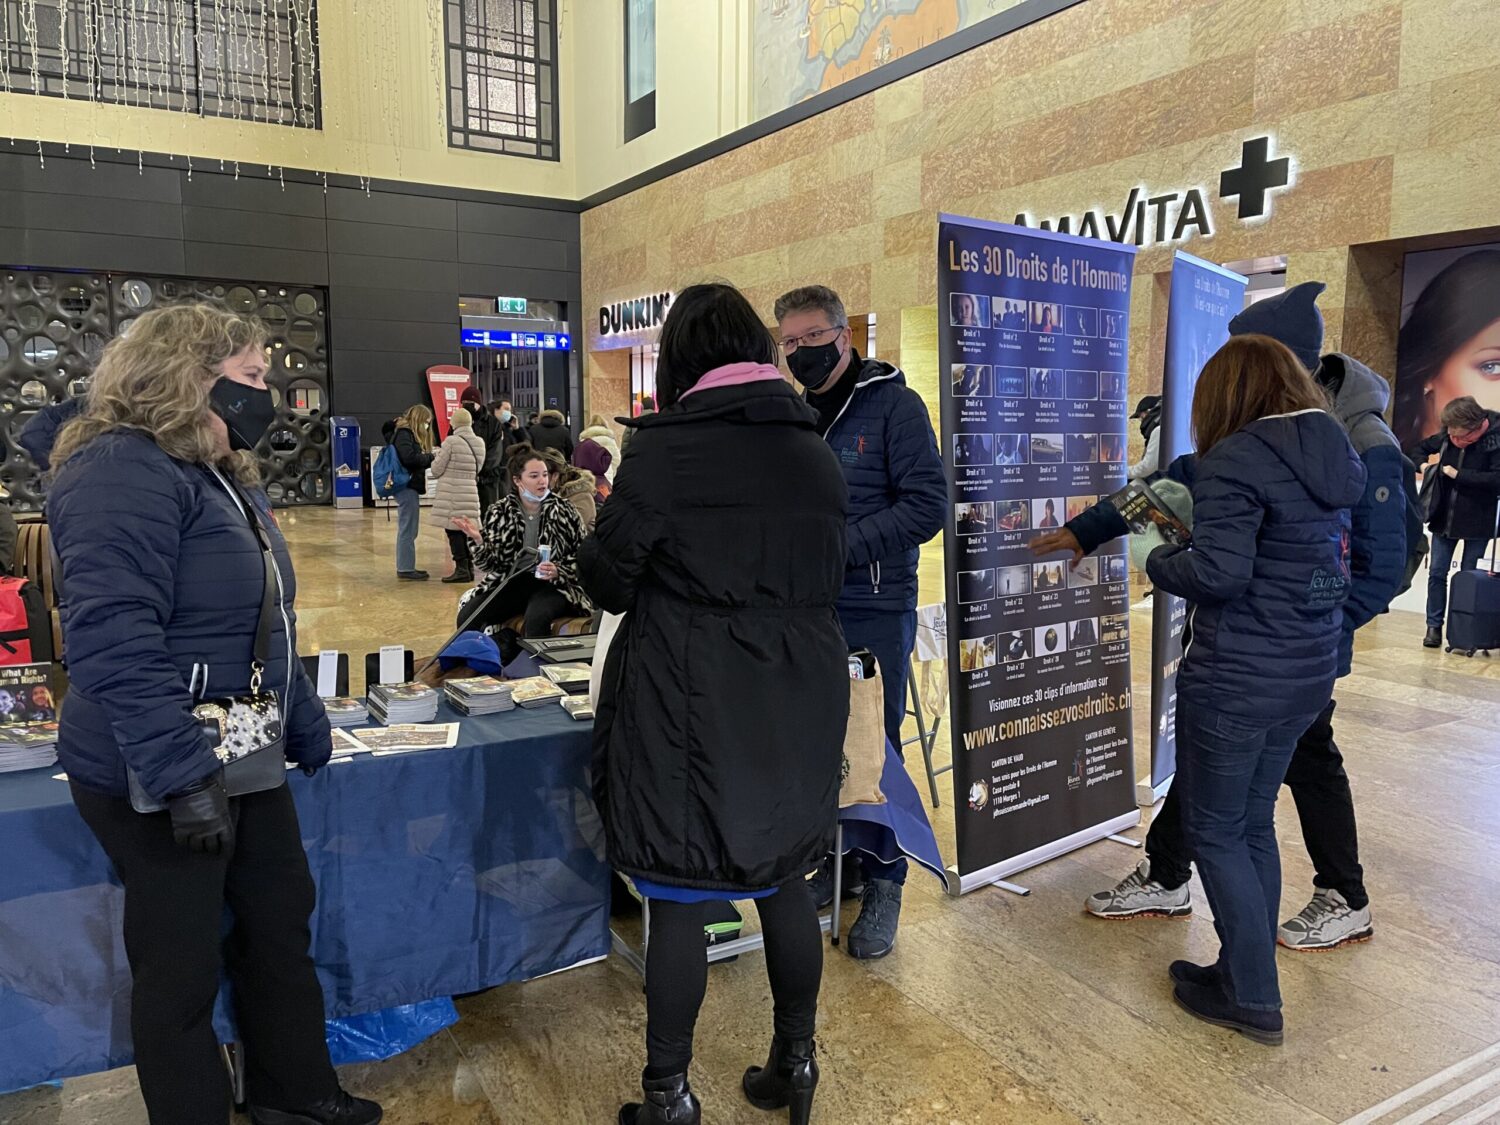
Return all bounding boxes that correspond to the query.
[1173,980,1283,1046]
[1278,888,1373,951]
[805,856,864,911]
[846,879,902,960]
[1085,860,1192,919]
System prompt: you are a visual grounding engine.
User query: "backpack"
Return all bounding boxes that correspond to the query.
[1396,451,1429,596]
[0,576,54,665]
[373,442,410,499]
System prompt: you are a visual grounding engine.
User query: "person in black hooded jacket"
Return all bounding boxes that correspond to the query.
[528,408,575,461]
[579,283,848,1125]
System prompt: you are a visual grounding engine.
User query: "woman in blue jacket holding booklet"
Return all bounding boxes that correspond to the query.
[1132,336,1364,1044]
[48,305,378,1125]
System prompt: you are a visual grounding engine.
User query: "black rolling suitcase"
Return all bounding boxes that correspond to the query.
[1446,505,1500,657]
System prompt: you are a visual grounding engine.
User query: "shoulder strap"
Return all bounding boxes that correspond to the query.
[211,469,277,682]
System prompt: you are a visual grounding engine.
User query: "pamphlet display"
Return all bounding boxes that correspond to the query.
[0,664,59,773]
[938,214,1140,893]
[1147,252,1247,800]
[366,681,440,725]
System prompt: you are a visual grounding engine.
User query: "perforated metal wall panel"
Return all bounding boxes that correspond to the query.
[0,267,331,512]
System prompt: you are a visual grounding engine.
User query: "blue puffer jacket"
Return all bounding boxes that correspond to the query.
[18,398,83,472]
[48,430,330,798]
[1067,354,1406,677]
[1146,411,1366,722]
[820,357,947,613]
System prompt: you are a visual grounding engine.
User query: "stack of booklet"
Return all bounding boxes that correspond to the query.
[0,721,59,773]
[443,676,516,716]
[560,696,594,722]
[324,696,369,728]
[507,677,567,710]
[541,663,592,696]
[366,681,440,725]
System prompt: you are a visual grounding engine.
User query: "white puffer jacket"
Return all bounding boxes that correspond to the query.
[429,426,485,531]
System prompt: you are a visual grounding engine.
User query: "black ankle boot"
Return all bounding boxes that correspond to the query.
[618,1071,700,1125]
[743,1037,819,1125]
[441,566,473,584]
[1423,626,1442,648]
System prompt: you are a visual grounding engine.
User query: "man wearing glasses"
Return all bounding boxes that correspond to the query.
[1411,395,1500,648]
[773,285,947,961]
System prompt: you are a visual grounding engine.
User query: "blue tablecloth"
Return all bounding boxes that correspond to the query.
[0,704,610,1093]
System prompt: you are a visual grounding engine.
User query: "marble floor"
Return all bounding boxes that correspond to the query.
[5,506,1500,1125]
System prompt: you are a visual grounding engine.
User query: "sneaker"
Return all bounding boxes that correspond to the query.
[1085,860,1192,919]
[1278,888,1373,951]
[1173,980,1283,1046]
[250,1089,383,1125]
[805,856,864,911]
[846,879,902,960]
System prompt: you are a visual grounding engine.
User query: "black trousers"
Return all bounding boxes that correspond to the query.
[1146,698,1368,910]
[445,529,473,571]
[644,877,823,1076]
[71,781,338,1125]
[457,572,577,638]
[477,478,501,518]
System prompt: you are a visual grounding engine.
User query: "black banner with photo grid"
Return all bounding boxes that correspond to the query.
[939,215,1140,886]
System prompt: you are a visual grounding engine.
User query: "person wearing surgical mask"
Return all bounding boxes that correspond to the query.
[772,284,947,962]
[488,398,531,496]
[46,304,380,1125]
[451,443,592,644]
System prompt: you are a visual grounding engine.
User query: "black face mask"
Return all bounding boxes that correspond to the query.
[788,341,844,389]
[209,378,276,452]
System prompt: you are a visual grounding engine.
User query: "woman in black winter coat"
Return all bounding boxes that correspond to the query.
[578,284,849,1125]
[1409,396,1500,647]
[1141,335,1364,1047]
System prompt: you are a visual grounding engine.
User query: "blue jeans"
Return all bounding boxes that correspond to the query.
[837,607,917,885]
[395,488,420,573]
[1176,699,1320,1011]
[1427,534,1490,627]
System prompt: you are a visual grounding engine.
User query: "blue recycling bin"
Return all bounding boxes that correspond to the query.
[332,417,362,509]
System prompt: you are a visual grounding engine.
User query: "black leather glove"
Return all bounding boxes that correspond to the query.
[167,772,234,857]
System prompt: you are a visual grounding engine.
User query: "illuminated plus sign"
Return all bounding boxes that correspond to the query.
[1219,136,1291,220]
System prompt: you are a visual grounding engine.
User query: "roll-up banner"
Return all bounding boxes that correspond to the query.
[1143,252,1248,804]
[938,215,1140,894]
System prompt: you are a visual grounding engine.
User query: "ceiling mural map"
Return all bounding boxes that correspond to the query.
[754,0,1025,119]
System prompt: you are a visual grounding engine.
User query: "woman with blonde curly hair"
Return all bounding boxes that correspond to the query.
[48,304,381,1125]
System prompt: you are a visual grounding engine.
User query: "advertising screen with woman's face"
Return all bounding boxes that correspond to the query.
[1394,244,1500,447]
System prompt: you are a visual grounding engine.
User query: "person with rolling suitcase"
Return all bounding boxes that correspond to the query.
[1408,396,1500,650]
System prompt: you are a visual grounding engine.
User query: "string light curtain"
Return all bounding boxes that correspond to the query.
[445,0,557,160]
[0,0,320,127]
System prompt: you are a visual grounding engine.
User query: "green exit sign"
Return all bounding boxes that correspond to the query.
[498,297,528,314]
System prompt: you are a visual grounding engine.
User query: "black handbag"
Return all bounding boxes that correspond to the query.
[1418,456,1443,523]
[128,472,288,814]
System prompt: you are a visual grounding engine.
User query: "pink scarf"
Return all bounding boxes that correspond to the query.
[679,362,787,400]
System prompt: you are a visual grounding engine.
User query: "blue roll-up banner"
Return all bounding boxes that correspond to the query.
[1145,252,1248,801]
[939,215,1141,893]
